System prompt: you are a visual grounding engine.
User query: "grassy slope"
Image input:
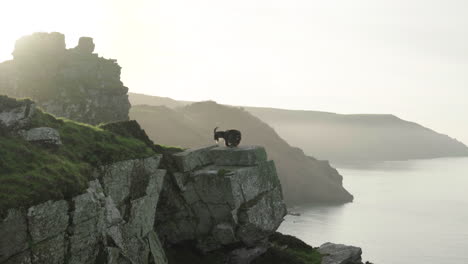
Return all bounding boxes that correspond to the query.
[253,233,322,264]
[0,105,155,217]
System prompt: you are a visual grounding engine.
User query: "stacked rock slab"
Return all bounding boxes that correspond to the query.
[319,242,364,264]
[0,156,168,264]
[156,145,287,252]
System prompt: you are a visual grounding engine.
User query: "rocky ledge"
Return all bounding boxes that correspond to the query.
[156,145,287,254]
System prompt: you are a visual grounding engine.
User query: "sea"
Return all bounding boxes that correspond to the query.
[278,157,468,264]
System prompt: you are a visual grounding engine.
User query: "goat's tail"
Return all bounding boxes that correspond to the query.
[214,127,219,133]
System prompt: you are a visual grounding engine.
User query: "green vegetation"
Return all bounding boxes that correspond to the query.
[0,109,155,217]
[252,233,322,264]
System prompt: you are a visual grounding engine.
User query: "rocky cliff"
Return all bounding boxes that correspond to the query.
[0,96,297,264]
[0,32,130,125]
[156,145,286,253]
[0,157,167,264]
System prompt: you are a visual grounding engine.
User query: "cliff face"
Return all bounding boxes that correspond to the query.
[245,107,468,162]
[0,96,288,264]
[156,145,287,252]
[0,157,167,264]
[0,32,130,125]
[130,103,354,205]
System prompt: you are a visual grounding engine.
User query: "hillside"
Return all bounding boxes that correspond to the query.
[128,92,468,162]
[246,107,468,162]
[130,102,354,204]
[0,96,155,217]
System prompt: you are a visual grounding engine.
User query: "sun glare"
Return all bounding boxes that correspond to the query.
[0,0,104,61]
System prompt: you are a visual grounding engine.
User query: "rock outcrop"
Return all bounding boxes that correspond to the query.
[156,145,287,252]
[319,243,363,264]
[0,32,130,125]
[0,156,167,264]
[0,95,35,130]
[20,127,62,145]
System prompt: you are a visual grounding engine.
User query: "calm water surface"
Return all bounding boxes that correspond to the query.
[279,157,468,264]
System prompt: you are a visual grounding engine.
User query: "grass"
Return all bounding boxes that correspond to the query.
[0,107,156,218]
[252,233,322,264]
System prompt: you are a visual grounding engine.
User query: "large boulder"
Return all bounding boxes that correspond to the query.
[156,145,287,252]
[319,242,363,264]
[21,127,62,145]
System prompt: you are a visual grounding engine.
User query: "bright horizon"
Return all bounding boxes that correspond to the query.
[1,0,467,144]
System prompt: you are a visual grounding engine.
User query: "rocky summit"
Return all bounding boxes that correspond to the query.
[0,32,130,125]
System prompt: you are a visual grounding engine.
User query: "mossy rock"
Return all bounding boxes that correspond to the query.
[0,109,156,218]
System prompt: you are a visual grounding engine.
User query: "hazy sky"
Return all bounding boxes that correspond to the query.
[1,0,467,144]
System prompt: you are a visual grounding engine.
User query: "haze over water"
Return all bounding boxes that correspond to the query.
[279,157,468,264]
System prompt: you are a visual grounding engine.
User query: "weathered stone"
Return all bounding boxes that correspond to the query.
[123,168,165,237]
[75,37,95,53]
[210,146,267,166]
[319,242,363,264]
[172,172,189,191]
[101,159,134,206]
[212,223,236,245]
[225,160,280,204]
[237,188,287,246]
[106,225,126,251]
[173,145,216,172]
[101,155,162,207]
[0,32,130,125]
[72,182,104,224]
[105,247,121,263]
[31,235,65,264]
[2,250,32,264]
[104,196,123,227]
[27,200,68,243]
[0,155,167,264]
[13,32,66,59]
[0,100,35,129]
[105,247,131,264]
[227,245,268,264]
[68,216,102,264]
[156,145,287,252]
[21,127,62,145]
[147,231,168,264]
[0,209,28,262]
